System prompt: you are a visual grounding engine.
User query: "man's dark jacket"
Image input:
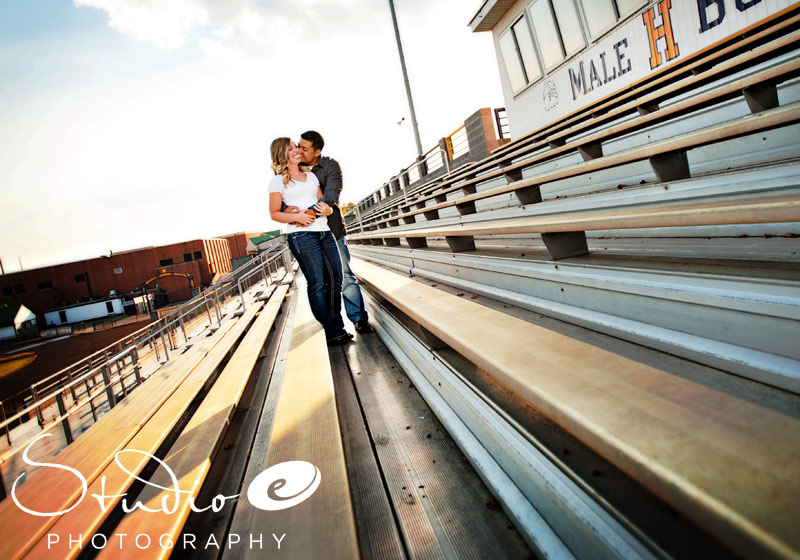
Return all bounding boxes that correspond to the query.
[312,156,346,239]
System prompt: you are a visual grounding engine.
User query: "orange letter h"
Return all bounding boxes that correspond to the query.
[642,0,680,69]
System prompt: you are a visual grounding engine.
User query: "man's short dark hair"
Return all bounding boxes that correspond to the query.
[301,130,324,152]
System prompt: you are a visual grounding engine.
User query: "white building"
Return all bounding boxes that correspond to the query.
[471,0,795,138]
[44,298,125,327]
[0,304,37,341]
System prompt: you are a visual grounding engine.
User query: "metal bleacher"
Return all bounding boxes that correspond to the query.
[342,7,800,559]
[1,7,800,560]
[346,10,800,393]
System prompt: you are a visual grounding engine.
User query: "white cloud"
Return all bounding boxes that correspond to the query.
[74,0,209,50]
[74,0,387,59]
[198,38,242,66]
[2,1,505,269]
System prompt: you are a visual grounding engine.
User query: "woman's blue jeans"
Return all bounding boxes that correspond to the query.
[287,231,347,340]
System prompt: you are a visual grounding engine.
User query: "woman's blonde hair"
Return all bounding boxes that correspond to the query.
[270,137,308,186]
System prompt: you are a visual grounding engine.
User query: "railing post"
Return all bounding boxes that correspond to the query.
[438,139,451,174]
[237,277,247,311]
[283,248,292,276]
[131,348,142,385]
[116,359,128,398]
[1,401,10,447]
[67,368,77,403]
[31,385,44,426]
[102,365,116,409]
[356,204,364,233]
[159,330,170,362]
[55,393,74,444]
[152,330,161,362]
[213,286,222,326]
[179,315,187,344]
[85,379,98,422]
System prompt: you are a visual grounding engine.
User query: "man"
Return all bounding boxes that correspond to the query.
[291,130,373,334]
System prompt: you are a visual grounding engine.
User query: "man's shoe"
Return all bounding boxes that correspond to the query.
[355,320,374,334]
[327,333,353,347]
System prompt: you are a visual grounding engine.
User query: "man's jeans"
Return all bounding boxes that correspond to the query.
[287,231,347,341]
[337,237,369,324]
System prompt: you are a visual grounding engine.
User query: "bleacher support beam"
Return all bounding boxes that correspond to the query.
[743,83,779,113]
[541,231,590,260]
[649,150,690,182]
[445,236,476,253]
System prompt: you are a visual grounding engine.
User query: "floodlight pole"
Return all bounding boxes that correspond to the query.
[388,0,423,158]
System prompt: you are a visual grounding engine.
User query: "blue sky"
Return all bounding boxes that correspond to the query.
[0,1,504,272]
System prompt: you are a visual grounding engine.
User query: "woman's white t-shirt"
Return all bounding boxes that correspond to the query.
[268,172,329,234]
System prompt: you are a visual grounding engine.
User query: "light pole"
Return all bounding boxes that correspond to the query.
[388,0,423,158]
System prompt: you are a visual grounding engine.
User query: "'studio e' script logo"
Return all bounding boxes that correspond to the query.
[12,433,322,517]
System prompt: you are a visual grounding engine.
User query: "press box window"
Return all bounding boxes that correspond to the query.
[499,15,542,93]
[615,0,644,17]
[75,274,86,283]
[38,281,53,290]
[160,258,174,267]
[529,0,585,70]
[2,287,12,296]
[14,284,24,294]
[114,267,123,274]
[193,251,202,260]
[579,0,645,38]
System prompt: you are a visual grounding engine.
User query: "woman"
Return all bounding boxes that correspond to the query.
[268,137,352,346]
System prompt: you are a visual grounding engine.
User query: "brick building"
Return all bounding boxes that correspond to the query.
[0,232,261,326]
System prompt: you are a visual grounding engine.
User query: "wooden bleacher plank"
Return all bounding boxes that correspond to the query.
[239,277,358,560]
[84,285,288,559]
[21,302,265,559]
[327,348,406,560]
[357,191,800,240]
[411,53,800,211]
[222,286,301,560]
[0,315,244,560]
[179,287,291,559]
[355,14,800,228]
[349,101,800,240]
[339,332,533,559]
[351,258,800,560]
[487,6,800,164]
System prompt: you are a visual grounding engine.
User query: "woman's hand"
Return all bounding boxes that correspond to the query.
[294,211,316,226]
[313,201,332,216]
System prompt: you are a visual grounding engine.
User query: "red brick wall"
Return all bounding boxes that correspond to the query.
[0,237,238,324]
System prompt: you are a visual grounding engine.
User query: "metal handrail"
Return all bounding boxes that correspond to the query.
[1,242,290,440]
[350,145,453,234]
[27,241,283,395]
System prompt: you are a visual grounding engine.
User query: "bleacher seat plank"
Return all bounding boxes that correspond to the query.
[400,55,800,215]
[356,14,800,228]
[339,330,533,558]
[487,7,800,164]
[0,314,246,560]
[351,258,800,560]
[328,348,409,560]
[356,102,800,230]
[357,191,800,241]
[21,300,268,559]
[241,277,358,560]
[86,285,287,559]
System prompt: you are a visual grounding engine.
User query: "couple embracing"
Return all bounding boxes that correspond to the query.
[268,131,372,346]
